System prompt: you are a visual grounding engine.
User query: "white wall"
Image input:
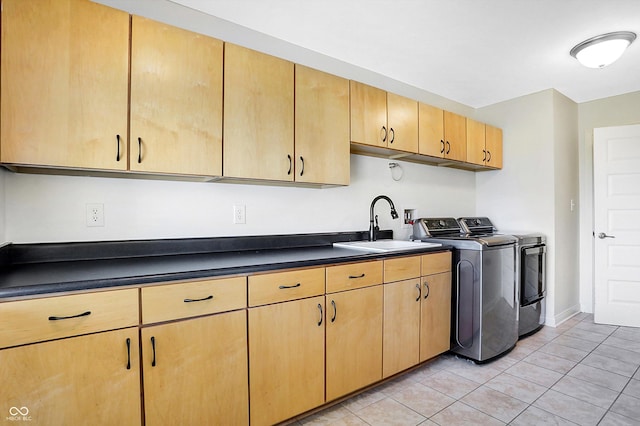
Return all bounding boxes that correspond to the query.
[474,89,580,326]
[578,91,640,313]
[552,91,580,321]
[4,155,475,243]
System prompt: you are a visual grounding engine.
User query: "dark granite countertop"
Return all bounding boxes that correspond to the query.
[0,231,450,299]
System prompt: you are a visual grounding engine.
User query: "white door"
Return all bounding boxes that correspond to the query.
[594,124,640,327]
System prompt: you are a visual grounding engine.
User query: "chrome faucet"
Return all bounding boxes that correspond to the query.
[369,195,399,241]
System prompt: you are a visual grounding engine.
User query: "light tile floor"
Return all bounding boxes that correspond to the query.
[293,313,640,425]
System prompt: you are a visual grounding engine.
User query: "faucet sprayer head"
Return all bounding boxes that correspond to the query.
[390,208,399,219]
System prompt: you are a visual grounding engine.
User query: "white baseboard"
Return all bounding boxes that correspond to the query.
[545,303,581,327]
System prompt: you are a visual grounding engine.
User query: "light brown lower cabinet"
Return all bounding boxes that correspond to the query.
[248,296,325,426]
[325,285,383,401]
[383,278,422,377]
[0,252,452,426]
[0,327,141,425]
[383,253,453,378]
[420,271,452,362]
[141,310,248,425]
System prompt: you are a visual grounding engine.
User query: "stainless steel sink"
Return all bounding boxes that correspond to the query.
[333,240,442,253]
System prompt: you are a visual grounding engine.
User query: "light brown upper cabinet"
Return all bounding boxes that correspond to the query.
[485,124,503,169]
[130,17,223,176]
[350,81,418,153]
[466,119,502,169]
[418,104,466,162]
[224,44,294,181]
[1,0,129,170]
[295,65,350,185]
[466,118,487,166]
[443,111,467,162]
[418,103,445,158]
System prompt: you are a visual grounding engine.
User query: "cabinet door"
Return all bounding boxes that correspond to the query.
[418,103,445,158]
[248,296,325,426]
[466,118,486,166]
[387,93,418,153]
[130,17,223,176]
[224,43,294,181]
[350,81,388,148]
[1,0,129,170]
[420,272,452,362]
[0,328,140,425]
[383,278,421,378]
[326,285,383,401]
[295,65,350,185]
[443,111,467,162]
[485,124,503,169]
[141,311,248,425]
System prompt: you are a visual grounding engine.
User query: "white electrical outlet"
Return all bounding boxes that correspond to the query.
[86,203,104,227]
[233,205,246,224]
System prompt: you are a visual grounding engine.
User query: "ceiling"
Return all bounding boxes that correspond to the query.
[168,0,640,108]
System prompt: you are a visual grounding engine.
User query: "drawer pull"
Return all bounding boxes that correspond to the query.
[126,338,131,370]
[151,336,157,367]
[278,283,301,290]
[317,303,323,326]
[48,310,91,321]
[348,273,366,279]
[183,295,214,303]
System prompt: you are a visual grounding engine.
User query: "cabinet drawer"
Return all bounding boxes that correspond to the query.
[249,268,325,306]
[326,261,383,293]
[384,256,421,283]
[0,289,138,349]
[422,251,452,276]
[141,276,246,324]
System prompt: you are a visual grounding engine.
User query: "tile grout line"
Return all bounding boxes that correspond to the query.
[521,322,618,426]
[296,314,640,425]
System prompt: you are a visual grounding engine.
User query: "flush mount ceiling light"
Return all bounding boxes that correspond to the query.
[570,31,636,68]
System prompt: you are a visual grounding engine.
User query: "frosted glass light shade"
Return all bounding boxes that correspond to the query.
[570,32,636,68]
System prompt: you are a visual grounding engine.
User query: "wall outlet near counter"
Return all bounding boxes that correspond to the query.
[86,203,104,227]
[233,205,246,224]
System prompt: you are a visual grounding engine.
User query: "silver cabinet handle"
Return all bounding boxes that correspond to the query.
[598,232,615,239]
